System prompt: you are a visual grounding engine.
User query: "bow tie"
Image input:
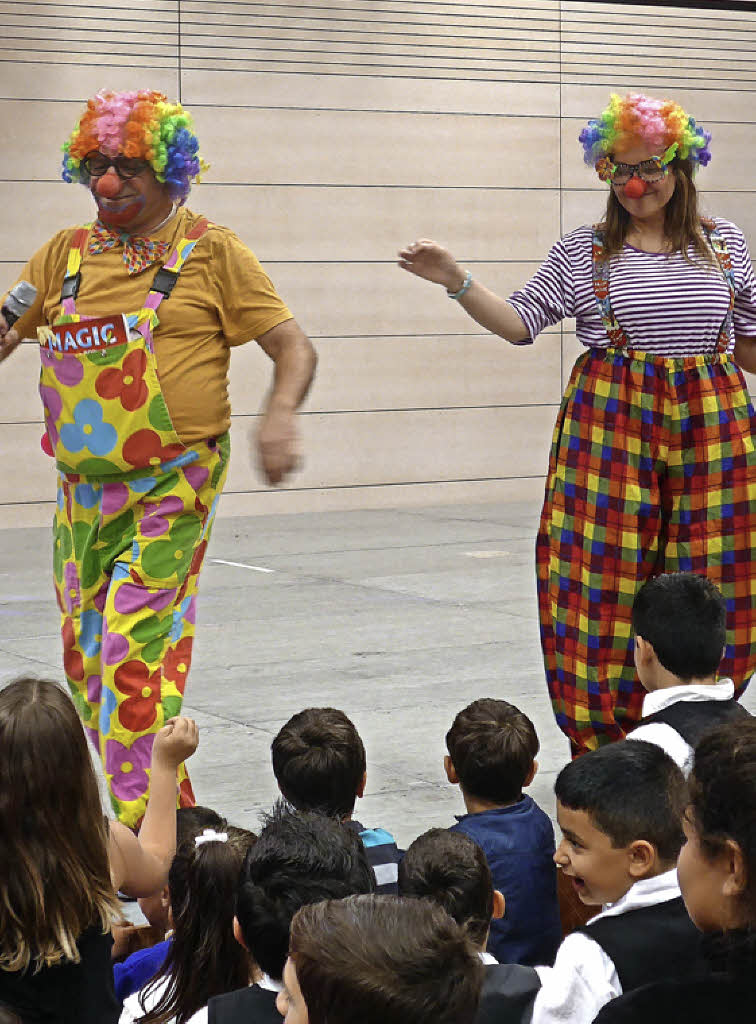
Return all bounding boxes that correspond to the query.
[89,221,172,275]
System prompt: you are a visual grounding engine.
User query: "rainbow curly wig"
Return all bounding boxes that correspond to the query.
[579,93,711,174]
[61,89,208,204]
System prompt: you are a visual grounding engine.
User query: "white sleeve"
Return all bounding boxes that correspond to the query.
[628,724,693,775]
[118,995,140,1024]
[185,1008,208,1024]
[531,933,622,1024]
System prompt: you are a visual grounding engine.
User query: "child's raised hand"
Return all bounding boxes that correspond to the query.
[151,716,199,770]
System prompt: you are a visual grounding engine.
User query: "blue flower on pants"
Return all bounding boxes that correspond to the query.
[99,686,118,735]
[170,595,193,641]
[60,399,117,456]
[80,609,104,657]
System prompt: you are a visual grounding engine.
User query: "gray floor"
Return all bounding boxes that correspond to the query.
[6,498,750,849]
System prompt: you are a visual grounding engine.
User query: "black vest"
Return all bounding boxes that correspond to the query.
[577,897,708,994]
[634,698,750,749]
[208,983,281,1024]
[476,963,540,1024]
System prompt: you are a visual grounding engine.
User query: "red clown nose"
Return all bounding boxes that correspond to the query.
[95,168,121,199]
[623,177,647,199]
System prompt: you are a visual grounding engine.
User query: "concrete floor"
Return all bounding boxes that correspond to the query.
[4,499,752,848]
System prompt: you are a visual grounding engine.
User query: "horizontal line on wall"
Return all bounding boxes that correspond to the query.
[220,474,547,495]
[0,22,178,37]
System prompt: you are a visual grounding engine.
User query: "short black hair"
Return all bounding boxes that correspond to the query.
[398,829,493,947]
[446,699,538,804]
[271,708,366,818]
[555,740,686,863]
[632,572,726,681]
[235,802,374,980]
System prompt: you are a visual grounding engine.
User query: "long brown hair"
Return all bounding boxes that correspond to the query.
[138,826,256,1024]
[601,156,715,265]
[0,678,120,973]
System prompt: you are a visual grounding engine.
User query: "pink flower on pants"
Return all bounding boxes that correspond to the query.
[106,734,153,802]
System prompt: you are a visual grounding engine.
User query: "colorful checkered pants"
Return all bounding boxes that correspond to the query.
[54,435,229,827]
[536,348,755,755]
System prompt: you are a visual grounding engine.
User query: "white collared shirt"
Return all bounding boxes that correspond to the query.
[629,680,735,775]
[531,869,681,1024]
[479,951,498,965]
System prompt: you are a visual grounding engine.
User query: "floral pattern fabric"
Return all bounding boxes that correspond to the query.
[54,435,229,827]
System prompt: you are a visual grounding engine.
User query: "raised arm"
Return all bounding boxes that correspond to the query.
[0,315,21,364]
[109,716,199,896]
[397,239,530,343]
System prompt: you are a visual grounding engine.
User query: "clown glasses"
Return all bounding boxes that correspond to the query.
[596,143,678,185]
[81,153,150,179]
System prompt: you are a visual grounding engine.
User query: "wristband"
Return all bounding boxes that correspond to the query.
[447,270,472,300]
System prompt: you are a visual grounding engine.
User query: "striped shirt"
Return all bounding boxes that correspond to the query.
[508,218,756,356]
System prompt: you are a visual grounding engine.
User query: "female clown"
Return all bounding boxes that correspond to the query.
[399,93,756,756]
[0,90,316,824]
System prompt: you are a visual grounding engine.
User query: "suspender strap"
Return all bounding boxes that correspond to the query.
[59,225,90,313]
[701,218,736,354]
[143,217,211,314]
[590,226,630,349]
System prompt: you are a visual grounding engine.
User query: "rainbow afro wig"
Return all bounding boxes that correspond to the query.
[579,93,711,174]
[61,89,208,204]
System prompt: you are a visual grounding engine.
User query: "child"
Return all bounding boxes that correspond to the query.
[531,739,707,1024]
[0,678,198,1023]
[399,829,541,1024]
[279,894,484,1024]
[120,825,256,1024]
[629,572,750,774]
[445,698,562,965]
[271,707,400,893]
[115,806,229,1002]
[595,719,756,1022]
[207,803,374,1023]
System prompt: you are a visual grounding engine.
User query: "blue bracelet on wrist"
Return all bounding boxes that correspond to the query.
[447,270,472,300]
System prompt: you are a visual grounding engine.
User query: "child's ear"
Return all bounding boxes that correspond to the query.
[444,755,459,785]
[634,635,655,665]
[492,889,505,920]
[627,839,656,878]
[523,759,538,787]
[356,771,367,799]
[722,839,748,899]
[232,916,248,950]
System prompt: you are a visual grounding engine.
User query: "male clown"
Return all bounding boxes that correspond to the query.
[0,89,317,826]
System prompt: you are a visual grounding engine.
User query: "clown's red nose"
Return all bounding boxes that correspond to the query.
[95,168,121,199]
[624,177,647,199]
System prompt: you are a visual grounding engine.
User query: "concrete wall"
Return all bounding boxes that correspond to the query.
[1,0,754,527]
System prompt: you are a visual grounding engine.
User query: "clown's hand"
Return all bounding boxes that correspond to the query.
[0,314,21,365]
[397,239,465,292]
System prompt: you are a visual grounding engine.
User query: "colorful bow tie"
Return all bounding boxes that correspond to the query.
[89,221,172,275]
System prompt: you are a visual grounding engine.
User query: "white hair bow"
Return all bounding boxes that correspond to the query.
[195,828,229,847]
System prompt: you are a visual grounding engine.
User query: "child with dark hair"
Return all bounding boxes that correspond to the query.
[207,802,374,1024]
[0,679,197,1024]
[445,698,561,966]
[120,826,256,1024]
[629,572,750,774]
[399,829,541,1024]
[595,719,756,1022]
[271,707,399,893]
[531,740,707,1024]
[279,894,484,1024]
[114,807,229,1003]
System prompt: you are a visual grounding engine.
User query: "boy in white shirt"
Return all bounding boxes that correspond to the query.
[628,572,750,775]
[532,740,707,1024]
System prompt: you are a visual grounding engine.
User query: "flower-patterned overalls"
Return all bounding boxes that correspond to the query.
[39,218,229,827]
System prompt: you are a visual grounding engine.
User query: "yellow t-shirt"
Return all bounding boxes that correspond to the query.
[8,207,293,444]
